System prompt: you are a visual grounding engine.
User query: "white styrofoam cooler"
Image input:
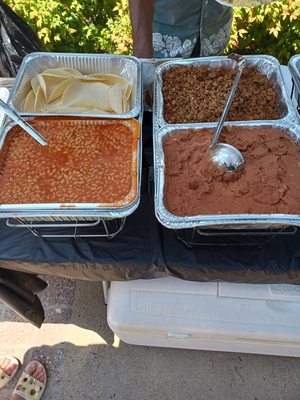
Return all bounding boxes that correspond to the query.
[107,277,300,357]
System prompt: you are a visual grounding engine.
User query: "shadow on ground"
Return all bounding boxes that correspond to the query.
[0,278,299,400]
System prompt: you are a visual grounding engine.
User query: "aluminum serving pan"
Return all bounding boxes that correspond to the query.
[154,121,300,230]
[0,116,142,222]
[8,52,142,119]
[141,58,170,112]
[154,55,296,129]
[288,55,300,102]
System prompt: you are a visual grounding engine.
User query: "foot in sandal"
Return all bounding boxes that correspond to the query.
[0,356,20,389]
[12,361,46,400]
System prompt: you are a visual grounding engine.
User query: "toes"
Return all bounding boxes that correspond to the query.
[35,369,45,383]
[1,358,9,370]
[6,362,17,376]
[0,357,18,376]
[24,363,46,383]
[25,361,38,376]
[33,367,43,379]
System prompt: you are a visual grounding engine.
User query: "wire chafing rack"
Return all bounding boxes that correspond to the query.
[6,217,126,239]
[174,226,298,248]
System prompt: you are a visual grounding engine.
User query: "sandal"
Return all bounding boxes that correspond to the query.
[0,356,20,389]
[12,361,47,400]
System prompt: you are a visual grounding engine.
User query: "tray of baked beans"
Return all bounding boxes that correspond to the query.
[8,52,141,119]
[0,117,141,220]
[154,55,296,128]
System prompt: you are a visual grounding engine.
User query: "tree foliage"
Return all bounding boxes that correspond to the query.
[227,0,300,64]
[4,0,118,53]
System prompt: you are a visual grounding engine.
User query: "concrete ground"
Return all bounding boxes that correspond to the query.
[0,277,299,400]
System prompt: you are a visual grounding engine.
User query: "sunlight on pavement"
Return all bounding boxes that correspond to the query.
[0,321,108,348]
[112,334,120,348]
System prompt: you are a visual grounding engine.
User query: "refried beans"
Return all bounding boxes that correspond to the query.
[163,126,300,216]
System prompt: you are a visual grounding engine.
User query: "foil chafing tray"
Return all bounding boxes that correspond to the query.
[0,116,142,221]
[141,58,168,112]
[8,52,142,119]
[288,55,300,104]
[154,55,296,128]
[154,121,300,230]
[289,55,300,90]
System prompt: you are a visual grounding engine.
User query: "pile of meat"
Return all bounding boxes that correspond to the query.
[162,65,285,123]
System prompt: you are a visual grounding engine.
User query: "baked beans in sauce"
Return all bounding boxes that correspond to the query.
[0,119,138,206]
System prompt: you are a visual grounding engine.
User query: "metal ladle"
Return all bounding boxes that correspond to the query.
[210,54,245,172]
[0,99,47,146]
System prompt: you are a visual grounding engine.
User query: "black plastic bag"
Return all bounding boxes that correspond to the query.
[0,0,42,77]
[0,269,47,327]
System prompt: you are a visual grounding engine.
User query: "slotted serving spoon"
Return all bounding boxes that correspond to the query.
[0,99,47,146]
[209,53,245,172]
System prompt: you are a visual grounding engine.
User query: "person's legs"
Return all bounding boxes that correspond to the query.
[11,362,46,400]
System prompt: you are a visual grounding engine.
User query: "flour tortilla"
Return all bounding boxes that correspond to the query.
[33,86,47,112]
[22,68,131,114]
[30,77,40,96]
[89,73,130,87]
[61,82,113,111]
[48,77,80,103]
[109,83,124,114]
[22,90,35,112]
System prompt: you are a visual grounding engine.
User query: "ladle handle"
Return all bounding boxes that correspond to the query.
[210,57,245,149]
[0,98,47,146]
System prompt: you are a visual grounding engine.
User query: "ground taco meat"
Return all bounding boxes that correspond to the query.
[162,66,285,123]
[163,126,300,216]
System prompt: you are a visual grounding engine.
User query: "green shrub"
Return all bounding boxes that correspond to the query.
[100,0,133,54]
[4,0,118,53]
[227,0,300,64]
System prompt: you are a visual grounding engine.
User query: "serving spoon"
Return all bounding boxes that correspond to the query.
[209,53,245,172]
[0,99,47,146]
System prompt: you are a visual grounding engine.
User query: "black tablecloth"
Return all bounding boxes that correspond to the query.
[1,113,300,284]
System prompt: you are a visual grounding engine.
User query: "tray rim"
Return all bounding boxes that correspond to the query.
[289,54,300,96]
